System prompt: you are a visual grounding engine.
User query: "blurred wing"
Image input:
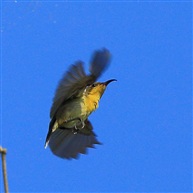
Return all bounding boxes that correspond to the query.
[50,62,95,118]
[89,48,111,78]
[48,120,101,159]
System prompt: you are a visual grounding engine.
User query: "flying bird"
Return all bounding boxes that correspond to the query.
[45,48,116,159]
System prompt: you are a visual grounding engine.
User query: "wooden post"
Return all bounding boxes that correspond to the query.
[0,146,9,193]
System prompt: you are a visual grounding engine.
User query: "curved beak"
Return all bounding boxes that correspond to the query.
[104,79,117,86]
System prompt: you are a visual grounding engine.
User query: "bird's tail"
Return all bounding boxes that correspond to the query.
[48,128,101,159]
[44,117,57,148]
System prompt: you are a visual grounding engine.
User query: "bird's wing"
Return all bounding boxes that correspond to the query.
[48,120,101,159]
[50,62,93,118]
[89,48,111,78]
[50,48,111,118]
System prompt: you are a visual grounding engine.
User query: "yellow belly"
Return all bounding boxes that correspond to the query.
[83,94,99,115]
[55,95,99,129]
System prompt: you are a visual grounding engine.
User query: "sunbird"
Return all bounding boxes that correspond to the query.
[45,48,116,159]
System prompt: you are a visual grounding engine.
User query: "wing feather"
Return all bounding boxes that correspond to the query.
[89,48,111,78]
[50,62,93,118]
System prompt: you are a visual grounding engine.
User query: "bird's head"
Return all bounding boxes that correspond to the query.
[85,79,117,99]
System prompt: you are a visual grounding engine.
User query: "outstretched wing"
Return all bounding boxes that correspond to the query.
[50,62,93,118]
[89,48,111,78]
[48,120,101,159]
[50,48,111,118]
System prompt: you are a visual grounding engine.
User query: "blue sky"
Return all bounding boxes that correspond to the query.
[1,1,192,192]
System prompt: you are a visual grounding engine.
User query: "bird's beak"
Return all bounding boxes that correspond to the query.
[104,79,117,86]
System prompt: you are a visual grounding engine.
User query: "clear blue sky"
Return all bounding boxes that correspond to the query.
[1,1,192,192]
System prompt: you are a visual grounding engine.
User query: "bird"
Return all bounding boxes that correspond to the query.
[45,48,116,159]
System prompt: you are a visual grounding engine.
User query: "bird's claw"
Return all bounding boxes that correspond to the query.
[81,120,85,129]
[73,118,85,134]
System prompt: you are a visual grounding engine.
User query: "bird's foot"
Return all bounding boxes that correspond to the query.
[75,118,85,129]
[72,126,78,134]
[73,118,85,134]
[80,119,85,129]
